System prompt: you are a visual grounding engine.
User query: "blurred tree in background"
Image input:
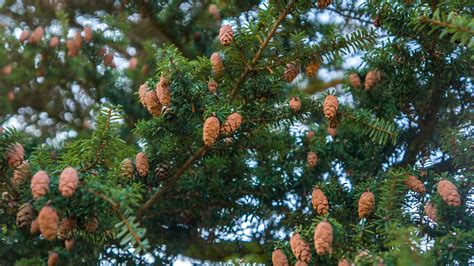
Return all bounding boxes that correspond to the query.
[0,0,472,265]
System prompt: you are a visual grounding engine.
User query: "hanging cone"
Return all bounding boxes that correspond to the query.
[437,179,461,206]
[2,65,12,76]
[271,249,289,266]
[120,158,134,179]
[65,238,75,251]
[49,37,60,47]
[290,233,311,264]
[404,175,426,194]
[129,57,138,70]
[6,143,24,168]
[73,32,82,49]
[364,70,382,91]
[59,167,79,198]
[306,130,315,140]
[38,205,59,240]
[358,191,375,218]
[290,97,302,113]
[220,112,242,136]
[30,218,39,234]
[208,80,218,93]
[156,77,171,107]
[136,152,149,177]
[312,188,329,215]
[12,161,30,186]
[84,216,99,233]
[208,4,221,20]
[104,53,114,67]
[317,0,331,9]
[28,26,44,44]
[31,171,50,199]
[313,220,333,255]
[349,73,362,89]
[339,259,350,266]
[305,62,320,77]
[66,39,78,57]
[48,252,59,266]
[307,151,318,168]
[219,24,234,46]
[323,95,338,120]
[84,26,93,42]
[154,163,169,181]
[19,30,30,42]
[424,202,437,222]
[144,90,162,117]
[327,127,337,137]
[16,203,35,229]
[138,84,149,107]
[57,216,77,240]
[284,61,299,82]
[210,53,224,76]
[203,116,220,146]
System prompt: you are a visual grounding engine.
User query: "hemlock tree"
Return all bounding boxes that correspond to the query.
[0,0,472,265]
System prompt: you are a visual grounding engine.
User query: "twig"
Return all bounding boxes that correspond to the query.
[80,109,112,173]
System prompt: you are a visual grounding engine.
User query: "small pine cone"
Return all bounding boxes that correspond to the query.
[358,191,375,218]
[156,77,171,107]
[120,158,134,179]
[19,30,30,42]
[6,143,24,168]
[31,170,50,199]
[373,16,382,27]
[2,65,12,76]
[317,0,331,9]
[73,32,82,49]
[28,26,44,44]
[84,217,99,233]
[13,161,30,186]
[210,53,224,76]
[349,73,362,89]
[59,167,79,198]
[48,252,59,266]
[57,217,77,240]
[221,112,242,136]
[305,62,320,77]
[65,238,75,251]
[208,4,221,20]
[327,127,337,138]
[404,175,426,194]
[295,262,308,266]
[155,164,169,181]
[84,26,93,42]
[208,80,218,93]
[136,152,149,177]
[307,151,318,168]
[129,57,138,70]
[272,249,289,266]
[30,219,40,234]
[66,40,78,57]
[203,116,220,146]
[38,206,59,241]
[144,90,163,117]
[289,97,302,113]
[219,24,234,46]
[312,188,329,215]
[306,130,315,140]
[425,202,437,222]
[339,259,350,266]
[49,37,59,48]
[364,70,382,91]
[284,61,299,82]
[138,84,149,106]
[323,95,338,120]
[313,220,333,255]
[437,179,461,206]
[290,233,311,264]
[104,53,114,67]
[16,203,35,229]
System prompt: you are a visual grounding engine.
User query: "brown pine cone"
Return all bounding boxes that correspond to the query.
[65,238,75,251]
[30,218,39,235]
[208,4,221,20]
[73,32,82,49]
[203,116,220,146]
[339,259,350,266]
[290,233,311,264]
[424,202,437,222]
[284,61,300,82]
[144,90,162,117]
[2,65,12,76]
[358,191,375,218]
[317,0,331,9]
[373,16,382,27]
[327,127,337,138]
[156,77,171,107]
[19,30,30,42]
[84,216,99,233]
[138,84,149,106]
[49,37,59,48]
[38,206,59,240]
[272,249,289,266]
[57,217,77,240]
[306,130,315,140]
[208,80,218,93]
[84,26,93,42]
[305,62,320,77]
[136,152,149,177]
[6,143,24,168]
[120,158,134,179]
[219,24,234,46]
[437,179,461,206]
[210,53,224,76]
[59,167,79,198]
[313,220,333,255]
[404,175,426,194]
[323,95,338,120]
[28,26,44,44]
[349,73,362,89]
[129,57,138,70]
[221,112,242,136]
[290,96,302,113]
[312,188,329,215]
[48,252,59,266]
[31,170,50,199]
[66,39,78,57]
[12,161,30,186]
[16,203,35,229]
[364,70,382,91]
[155,164,169,181]
[307,151,318,168]
[104,53,114,67]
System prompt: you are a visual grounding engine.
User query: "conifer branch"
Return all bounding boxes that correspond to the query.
[80,109,112,173]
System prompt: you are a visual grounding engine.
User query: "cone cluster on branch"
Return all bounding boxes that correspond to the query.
[284,61,299,82]
[313,220,333,255]
[290,233,311,265]
[305,62,319,77]
[208,80,218,93]
[289,97,302,113]
[156,77,171,107]
[271,249,289,266]
[221,112,242,136]
[16,203,35,229]
[312,188,329,215]
[6,143,24,168]
[424,202,437,222]
[144,88,162,117]
[31,170,50,199]
[404,175,426,194]
[57,217,77,240]
[358,191,375,218]
[120,158,134,179]
[437,179,461,206]
[219,24,234,46]
[307,151,318,168]
[203,116,220,146]
[48,252,59,266]
[317,0,331,9]
[12,161,30,186]
[38,206,59,240]
[349,73,362,89]
[59,167,79,198]
[136,152,149,177]
[365,70,382,91]
[210,53,224,76]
